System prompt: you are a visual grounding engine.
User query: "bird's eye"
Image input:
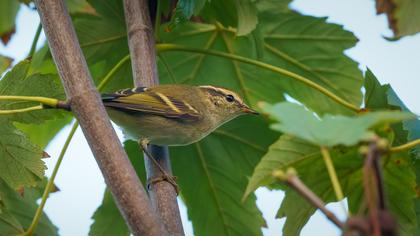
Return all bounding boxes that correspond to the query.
[225,94,234,102]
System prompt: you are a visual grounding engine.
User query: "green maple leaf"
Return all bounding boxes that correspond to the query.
[0,61,65,189]
[0,179,58,235]
[259,102,414,147]
[246,135,416,235]
[364,69,420,234]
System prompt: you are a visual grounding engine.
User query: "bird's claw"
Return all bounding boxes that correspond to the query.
[147,174,179,195]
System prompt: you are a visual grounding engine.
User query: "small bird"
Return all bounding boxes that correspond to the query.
[102,84,258,192]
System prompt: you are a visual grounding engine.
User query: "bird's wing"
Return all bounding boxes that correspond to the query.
[102,87,201,121]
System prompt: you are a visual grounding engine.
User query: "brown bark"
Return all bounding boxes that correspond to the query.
[286,175,344,229]
[123,0,184,235]
[34,1,167,235]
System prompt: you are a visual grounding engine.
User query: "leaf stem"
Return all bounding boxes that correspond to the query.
[0,105,44,114]
[0,95,68,114]
[320,146,347,215]
[28,23,42,59]
[22,51,131,235]
[273,169,345,229]
[0,53,130,115]
[97,54,130,90]
[23,121,78,236]
[154,0,162,42]
[0,95,59,107]
[157,43,361,112]
[389,139,420,153]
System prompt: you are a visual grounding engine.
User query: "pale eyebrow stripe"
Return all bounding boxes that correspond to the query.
[155,92,181,112]
[199,85,217,90]
[199,85,244,104]
[199,85,226,96]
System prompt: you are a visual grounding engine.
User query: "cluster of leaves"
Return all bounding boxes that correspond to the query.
[0,61,68,234]
[245,98,418,235]
[0,0,419,236]
[0,179,57,235]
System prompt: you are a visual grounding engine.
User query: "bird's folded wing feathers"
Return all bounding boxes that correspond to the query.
[102,88,201,121]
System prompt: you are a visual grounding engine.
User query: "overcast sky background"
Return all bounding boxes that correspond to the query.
[0,0,419,235]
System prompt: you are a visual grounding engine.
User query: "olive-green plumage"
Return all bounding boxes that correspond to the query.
[102,84,257,146]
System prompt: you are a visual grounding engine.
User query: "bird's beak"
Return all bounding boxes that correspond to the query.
[242,104,259,115]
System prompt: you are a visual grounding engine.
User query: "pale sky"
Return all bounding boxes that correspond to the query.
[1,1,419,235]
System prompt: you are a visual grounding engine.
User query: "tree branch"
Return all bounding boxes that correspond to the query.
[389,138,420,153]
[272,169,345,229]
[34,1,166,235]
[123,0,184,235]
[363,142,386,236]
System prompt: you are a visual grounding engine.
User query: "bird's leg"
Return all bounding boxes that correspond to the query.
[139,139,179,195]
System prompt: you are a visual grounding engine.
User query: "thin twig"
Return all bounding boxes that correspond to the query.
[372,155,386,210]
[0,104,44,114]
[34,1,166,235]
[0,54,131,116]
[368,142,386,210]
[389,139,420,153]
[362,143,383,236]
[154,0,162,42]
[0,95,71,113]
[28,23,42,59]
[0,95,59,107]
[363,160,380,236]
[273,169,345,229]
[123,0,184,235]
[320,146,347,215]
[23,121,78,236]
[97,54,130,90]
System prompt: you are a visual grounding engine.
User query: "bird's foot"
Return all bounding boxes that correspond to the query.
[147,174,179,195]
[139,139,179,195]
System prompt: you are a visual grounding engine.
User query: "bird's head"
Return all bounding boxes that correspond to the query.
[199,85,258,122]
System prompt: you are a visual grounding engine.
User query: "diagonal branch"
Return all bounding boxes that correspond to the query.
[363,143,381,236]
[362,142,389,236]
[272,169,345,229]
[123,0,184,235]
[34,1,166,235]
